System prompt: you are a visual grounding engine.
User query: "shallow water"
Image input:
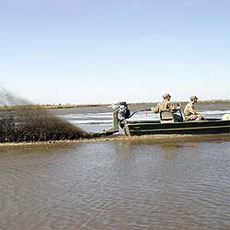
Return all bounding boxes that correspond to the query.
[0,137,230,230]
[1,103,230,229]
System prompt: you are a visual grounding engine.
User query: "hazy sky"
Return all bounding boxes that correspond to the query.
[0,0,230,104]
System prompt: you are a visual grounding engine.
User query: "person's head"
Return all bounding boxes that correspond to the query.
[120,102,127,106]
[163,93,171,101]
[190,95,198,103]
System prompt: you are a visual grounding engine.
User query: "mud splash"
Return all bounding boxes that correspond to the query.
[1,133,230,147]
[0,89,88,142]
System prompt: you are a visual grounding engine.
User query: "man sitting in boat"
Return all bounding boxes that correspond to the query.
[184,96,205,121]
[151,93,173,113]
[151,93,182,122]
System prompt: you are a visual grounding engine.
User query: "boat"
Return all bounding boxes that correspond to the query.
[104,108,230,136]
[124,119,230,136]
[124,110,230,136]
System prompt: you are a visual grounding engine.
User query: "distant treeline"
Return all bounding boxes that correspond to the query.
[0,104,110,111]
[0,99,229,111]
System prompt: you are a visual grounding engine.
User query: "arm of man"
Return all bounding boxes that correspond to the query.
[168,102,177,112]
[151,103,160,113]
[184,103,192,116]
[190,104,198,115]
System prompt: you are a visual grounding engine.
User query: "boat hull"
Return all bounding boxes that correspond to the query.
[124,119,230,136]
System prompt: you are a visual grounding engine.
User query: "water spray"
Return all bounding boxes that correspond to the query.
[0,88,88,142]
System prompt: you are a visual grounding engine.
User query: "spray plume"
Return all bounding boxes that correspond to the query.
[0,88,88,142]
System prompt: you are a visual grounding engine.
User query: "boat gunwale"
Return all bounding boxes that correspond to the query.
[126,119,230,126]
[124,119,230,136]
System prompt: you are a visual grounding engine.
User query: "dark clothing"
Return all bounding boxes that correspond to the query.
[118,105,130,128]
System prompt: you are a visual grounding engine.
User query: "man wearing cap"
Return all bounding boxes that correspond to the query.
[151,93,182,122]
[184,96,205,121]
[152,93,175,113]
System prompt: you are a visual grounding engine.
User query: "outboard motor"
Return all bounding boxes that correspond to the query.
[117,102,131,128]
[104,102,131,135]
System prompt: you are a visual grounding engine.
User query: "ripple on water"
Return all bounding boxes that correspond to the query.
[0,139,230,230]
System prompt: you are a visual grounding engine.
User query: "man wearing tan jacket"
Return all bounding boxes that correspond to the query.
[184,96,205,121]
[152,93,175,113]
[152,93,182,122]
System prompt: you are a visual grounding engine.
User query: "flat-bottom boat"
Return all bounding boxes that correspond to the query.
[124,119,230,136]
[104,109,230,136]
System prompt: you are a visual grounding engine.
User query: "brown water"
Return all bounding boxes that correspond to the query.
[1,136,230,230]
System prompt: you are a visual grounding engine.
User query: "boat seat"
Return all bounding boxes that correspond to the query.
[160,111,175,123]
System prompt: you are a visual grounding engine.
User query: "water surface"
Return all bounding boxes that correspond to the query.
[1,102,230,229]
[1,137,230,230]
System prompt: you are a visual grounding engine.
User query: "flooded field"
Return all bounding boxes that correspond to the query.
[0,102,230,230]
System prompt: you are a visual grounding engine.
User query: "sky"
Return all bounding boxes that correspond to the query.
[0,0,230,104]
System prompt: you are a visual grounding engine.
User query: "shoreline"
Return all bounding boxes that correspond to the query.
[0,133,230,147]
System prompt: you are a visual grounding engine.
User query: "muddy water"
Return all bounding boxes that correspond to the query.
[0,137,230,230]
[1,102,230,230]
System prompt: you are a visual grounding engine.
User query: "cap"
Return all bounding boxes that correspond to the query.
[119,102,127,106]
[190,95,198,101]
[163,93,171,99]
